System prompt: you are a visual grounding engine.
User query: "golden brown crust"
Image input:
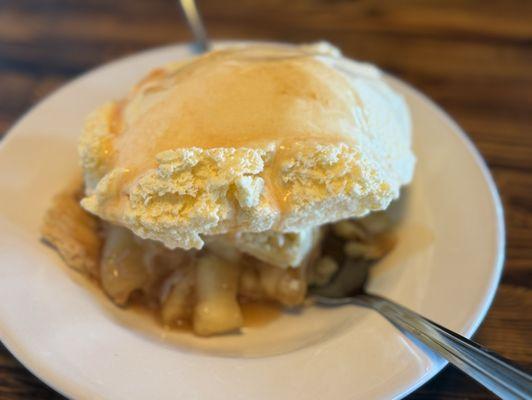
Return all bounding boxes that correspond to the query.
[41,178,102,278]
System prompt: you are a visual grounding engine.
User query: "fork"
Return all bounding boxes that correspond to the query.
[313,291,532,399]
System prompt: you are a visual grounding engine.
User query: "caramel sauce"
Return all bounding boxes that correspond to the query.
[241,301,281,328]
[125,299,281,333]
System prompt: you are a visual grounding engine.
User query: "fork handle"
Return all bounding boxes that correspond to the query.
[357,294,532,399]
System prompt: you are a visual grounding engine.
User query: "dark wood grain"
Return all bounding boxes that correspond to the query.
[0,0,530,399]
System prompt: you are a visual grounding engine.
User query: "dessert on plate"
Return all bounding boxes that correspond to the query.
[42,43,415,336]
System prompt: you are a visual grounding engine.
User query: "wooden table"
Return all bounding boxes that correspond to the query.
[0,1,530,398]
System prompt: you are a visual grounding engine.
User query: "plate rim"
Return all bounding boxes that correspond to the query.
[385,73,506,399]
[0,42,505,400]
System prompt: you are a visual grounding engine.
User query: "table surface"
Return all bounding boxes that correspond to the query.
[0,0,530,398]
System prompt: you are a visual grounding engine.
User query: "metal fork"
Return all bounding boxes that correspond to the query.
[177,0,210,53]
[313,291,532,399]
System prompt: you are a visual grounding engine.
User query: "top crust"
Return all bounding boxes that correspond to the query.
[79,43,415,250]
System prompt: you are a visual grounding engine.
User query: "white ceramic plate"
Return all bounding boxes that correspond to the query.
[0,43,504,400]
